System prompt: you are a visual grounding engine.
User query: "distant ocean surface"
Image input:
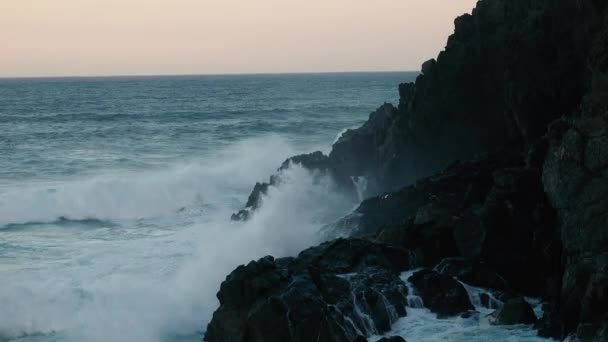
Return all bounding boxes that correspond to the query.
[0,73,413,342]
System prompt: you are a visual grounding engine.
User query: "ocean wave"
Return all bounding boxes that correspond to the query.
[0,134,296,227]
[0,160,356,342]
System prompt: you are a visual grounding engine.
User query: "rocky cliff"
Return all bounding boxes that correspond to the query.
[207,0,608,340]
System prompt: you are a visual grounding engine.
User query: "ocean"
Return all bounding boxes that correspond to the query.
[0,73,411,342]
[0,72,548,342]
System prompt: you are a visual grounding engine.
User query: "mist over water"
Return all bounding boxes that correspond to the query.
[0,73,409,341]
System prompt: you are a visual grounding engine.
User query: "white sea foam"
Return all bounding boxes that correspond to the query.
[368,270,550,342]
[0,135,294,227]
[0,135,355,342]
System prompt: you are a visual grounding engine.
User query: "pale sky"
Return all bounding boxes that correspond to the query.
[0,0,477,77]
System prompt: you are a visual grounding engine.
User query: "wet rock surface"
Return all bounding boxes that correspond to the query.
[211,0,608,340]
[407,269,474,318]
[205,239,411,342]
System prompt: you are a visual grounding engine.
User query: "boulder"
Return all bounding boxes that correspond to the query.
[491,297,537,325]
[205,239,412,342]
[408,269,474,317]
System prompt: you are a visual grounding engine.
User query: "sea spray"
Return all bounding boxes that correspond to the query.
[0,136,356,342]
[0,135,295,227]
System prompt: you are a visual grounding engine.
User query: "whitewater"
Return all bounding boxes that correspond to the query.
[0,73,549,342]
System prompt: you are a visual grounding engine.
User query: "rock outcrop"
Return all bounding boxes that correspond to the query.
[540,67,608,337]
[205,239,411,342]
[491,297,538,325]
[234,0,605,221]
[209,0,608,340]
[407,269,474,318]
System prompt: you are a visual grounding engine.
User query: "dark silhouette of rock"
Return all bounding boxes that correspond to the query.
[408,269,474,317]
[234,0,606,221]
[378,337,407,342]
[434,257,510,294]
[340,147,561,298]
[541,75,608,337]
[204,239,411,342]
[211,0,608,340]
[491,297,537,325]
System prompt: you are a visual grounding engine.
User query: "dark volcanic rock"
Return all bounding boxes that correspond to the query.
[230,182,270,221]
[235,0,606,221]
[378,337,407,342]
[491,297,537,325]
[408,269,474,318]
[346,150,517,239]
[231,151,357,221]
[342,147,561,299]
[204,239,411,342]
[434,257,510,293]
[212,0,608,340]
[541,72,608,337]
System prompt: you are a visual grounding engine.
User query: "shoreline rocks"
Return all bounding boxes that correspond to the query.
[408,269,474,318]
[209,0,608,340]
[204,239,412,342]
[491,297,538,326]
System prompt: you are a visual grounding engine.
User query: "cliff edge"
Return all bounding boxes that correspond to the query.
[208,0,608,340]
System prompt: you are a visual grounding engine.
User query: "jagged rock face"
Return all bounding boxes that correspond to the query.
[329,103,399,194]
[234,0,606,221]
[336,148,560,297]
[361,0,601,190]
[204,239,411,342]
[408,269,474,318]
[214,0,608,340]
[542,69,608,337]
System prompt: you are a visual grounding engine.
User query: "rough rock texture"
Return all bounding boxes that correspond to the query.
[337,147,561,297]
[234,0,606,221]
[541,73,608,337]
[211,0,608,340]
[434,257,511,294]
[408,269,474,317]
[491,297,538,325]
[204,239,411,342]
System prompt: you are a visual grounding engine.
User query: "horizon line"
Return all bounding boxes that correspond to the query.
[0,69,419,80]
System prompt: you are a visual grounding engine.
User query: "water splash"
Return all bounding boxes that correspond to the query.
[400,269,425,308]
[0,136,355,342]
[369,269,549,342]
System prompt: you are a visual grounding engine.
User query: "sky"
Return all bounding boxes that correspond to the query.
[0,0,477,77]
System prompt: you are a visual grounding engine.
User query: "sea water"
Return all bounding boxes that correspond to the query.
[0,73,409,342]
[0,73,548,342]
